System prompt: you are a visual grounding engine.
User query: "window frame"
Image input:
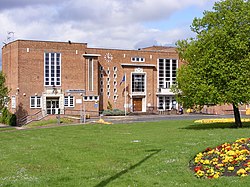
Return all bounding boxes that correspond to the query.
[44,52,61,86]
[131,57,145,62]
[132,73,145,93]
[88,58,94,91]
[157,58,178,89]
[64,96,74,107]
[30,96,42,108]
[11,96,16,109]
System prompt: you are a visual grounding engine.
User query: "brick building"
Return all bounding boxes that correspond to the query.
[2,40,182,123]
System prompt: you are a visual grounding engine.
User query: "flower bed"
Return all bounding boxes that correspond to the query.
[194,118,250,124]
[190,138,250,178]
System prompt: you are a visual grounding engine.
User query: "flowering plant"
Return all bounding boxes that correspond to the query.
[191,138,250,178]
[194,118,250,124]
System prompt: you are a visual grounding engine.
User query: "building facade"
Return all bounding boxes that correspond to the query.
[2,40,182,123]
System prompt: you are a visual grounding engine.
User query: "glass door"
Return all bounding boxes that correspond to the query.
[46,98,60,114]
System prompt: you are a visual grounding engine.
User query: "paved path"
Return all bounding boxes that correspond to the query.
[1,114,247,131]
[98,114,242,124]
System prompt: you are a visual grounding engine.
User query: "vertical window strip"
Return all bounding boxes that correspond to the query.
[37,97,41,108]
[70,97,74,106]
[64,97,69,106]
[11,96,16,109]
[44,52,61,86]
[88,58,93,91]
[158,59,178,89]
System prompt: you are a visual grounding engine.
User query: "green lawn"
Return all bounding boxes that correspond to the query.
[1,120,250,187]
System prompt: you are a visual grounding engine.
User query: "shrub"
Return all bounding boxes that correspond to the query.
[7,113,17,126]
[1,107,8,124]
[0,107,17,126]
[102,109,125,116]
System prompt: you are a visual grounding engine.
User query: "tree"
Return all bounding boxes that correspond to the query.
[174,0,250,127]
[0,71,9,110]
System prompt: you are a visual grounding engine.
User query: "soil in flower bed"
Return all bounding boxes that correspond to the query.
[190,138,250,178]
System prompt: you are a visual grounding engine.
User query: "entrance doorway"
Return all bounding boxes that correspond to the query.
[46,98,60,114]
[133,98,142,112]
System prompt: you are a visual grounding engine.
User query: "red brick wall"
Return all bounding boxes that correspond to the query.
[2,40,184,120]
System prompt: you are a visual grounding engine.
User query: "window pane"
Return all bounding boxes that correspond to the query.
[64,97,68,106]
[37,97,41,107]
[70,96,74,106]
[31,97,35,107]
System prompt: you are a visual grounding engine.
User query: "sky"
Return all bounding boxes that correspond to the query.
[0,0,217,67]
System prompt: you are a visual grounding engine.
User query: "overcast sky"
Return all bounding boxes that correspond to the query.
[0,0,217,67]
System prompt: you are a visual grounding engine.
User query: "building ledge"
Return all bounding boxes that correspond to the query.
[83,54,101,57]
[121,63,156,68]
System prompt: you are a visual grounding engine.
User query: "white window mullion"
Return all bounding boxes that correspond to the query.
[157,60,159,89]
[169,97,172,110]
[163,59,166,88]
[49,53,51,86]
[91,59,93,91]
[54,53,56,85]
[44,53,46,85]
[59,53,61,86]
[88,59,93,91]
[170,59,172,86]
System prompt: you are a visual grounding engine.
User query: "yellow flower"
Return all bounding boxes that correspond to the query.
[237,169,247,175]
[217,164,224,167]
[245,167,250,172]
[241,174,248,177]
[213,172,220,179]
[227,150,236,156]
[207,168,215,175]
[236,138,248,143]
[196,170,205,177]
[204,159,210,165]
[228,166,234,171]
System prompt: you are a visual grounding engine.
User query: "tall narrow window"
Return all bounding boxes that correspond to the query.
[158,59,178,89]
[11,96,16,109]
[88,58,93,91]
[44,53,61,86]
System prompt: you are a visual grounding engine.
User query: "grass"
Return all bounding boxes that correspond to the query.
[25,118,74,128]
[1,120,250,186]
[0,126,16,132]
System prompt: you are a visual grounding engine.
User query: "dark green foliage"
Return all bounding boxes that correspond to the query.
[0,107,17,126]
[7,113,17,126]
[1,107,8,124]
[174,0,250,127]
[0,71,9,110]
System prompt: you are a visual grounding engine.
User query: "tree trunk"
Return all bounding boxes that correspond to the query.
[232,103,242,128]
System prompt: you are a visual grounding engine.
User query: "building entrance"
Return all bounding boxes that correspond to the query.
[46,98,60,114]
[133,98,142,112]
